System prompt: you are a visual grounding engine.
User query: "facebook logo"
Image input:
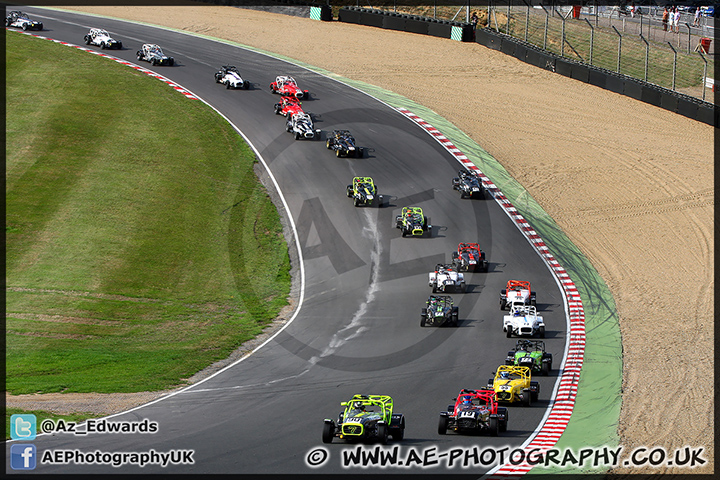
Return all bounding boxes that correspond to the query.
[10,414,36,440]
[10,444,37,470]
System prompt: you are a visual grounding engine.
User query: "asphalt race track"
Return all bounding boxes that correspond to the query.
[7,7,569,475]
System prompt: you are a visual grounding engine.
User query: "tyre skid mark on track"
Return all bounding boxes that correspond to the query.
[9,29,200,100]
[397,107,586,477]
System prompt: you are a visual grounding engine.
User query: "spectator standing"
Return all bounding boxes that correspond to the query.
[673,7,681,33]
[662,6,669,31]
[693,7,701,26]
[471,11,479,29]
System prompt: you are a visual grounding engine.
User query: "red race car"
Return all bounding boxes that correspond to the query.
[438,388,508,436]
[270,75,309,99]
[274,96,304,118]
[451,242,488,272]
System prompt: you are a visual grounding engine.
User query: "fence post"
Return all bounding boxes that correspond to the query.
[525,1,530,42]
[541,5,549,50]
[506,0,511,35]
[684,22,692,54]
[595,0,599,27]
[556,9,567,57]
[667,42,677,91]
[698,50,708,102]
[585,18,595,65]
[612,25,622,73]
[639,34,649,82]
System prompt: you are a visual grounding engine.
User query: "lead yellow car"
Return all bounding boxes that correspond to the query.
[486,365,539,406]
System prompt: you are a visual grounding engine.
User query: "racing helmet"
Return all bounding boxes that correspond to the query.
[500,372,510,379]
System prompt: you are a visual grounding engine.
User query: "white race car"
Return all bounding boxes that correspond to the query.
[503,304,545,338]
[286,113,320,140]
[83,28,122,50]
[429,264,466,293]
[214,65,249,89]
[499,279,536,310]
[5,11,43,31]
[136,44,174,66]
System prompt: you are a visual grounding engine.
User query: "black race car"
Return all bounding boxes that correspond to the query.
[452,169,485,199]
[6,11,43,30]
[421,295,458,327]
[505,339,553,376]
[323,394,405,445]
[326,129,363,158]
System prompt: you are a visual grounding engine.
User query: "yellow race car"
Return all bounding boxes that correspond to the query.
[346,176,380,207]
[486,365,539,406]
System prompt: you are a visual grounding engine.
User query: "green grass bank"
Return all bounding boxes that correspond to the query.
[5,30,291,395]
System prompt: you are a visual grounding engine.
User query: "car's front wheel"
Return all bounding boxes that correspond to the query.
[322,423,334,444]
[489,417,499,436]
[437,415,448,435]
[377,424,388,445]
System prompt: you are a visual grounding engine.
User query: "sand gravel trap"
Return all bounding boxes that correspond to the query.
[8,4,713,474]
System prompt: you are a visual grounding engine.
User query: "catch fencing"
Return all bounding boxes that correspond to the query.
[490,3,715,103]
[354,2,715,105]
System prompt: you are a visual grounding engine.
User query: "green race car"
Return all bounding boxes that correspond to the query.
[505,339,553,376]
[395,206,430,237]
[322,394,405,444]
[421,295,458,327]
[346,176,381,207]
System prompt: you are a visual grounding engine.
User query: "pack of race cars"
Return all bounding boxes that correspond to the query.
[12,16,555,446]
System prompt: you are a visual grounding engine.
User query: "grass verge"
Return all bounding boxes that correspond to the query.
[5,30,290,396]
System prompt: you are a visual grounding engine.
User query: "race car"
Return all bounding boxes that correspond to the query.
[270,75,309,99]
[451,242,488,273]
[395,206,430,237]
[421,295,458,327]
[346,176,381,207]
[83,28,122,50]
[136,43,174,66]
[274,96,304,118]
[214,65,249,89]
[285,112,319,140]
[503,304,545,338]
[429,264,466,293]
[5,11,43,30]
[452,169,485,199]
[499,279,536,310]
[438,388,508,436]
[326,130,363,158]
[505,339,553,376]
[322,394,405,445]
[486,365,539,406]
